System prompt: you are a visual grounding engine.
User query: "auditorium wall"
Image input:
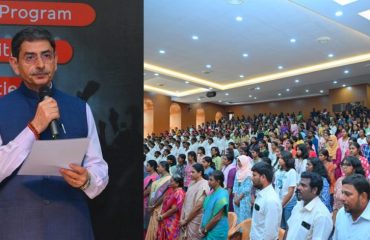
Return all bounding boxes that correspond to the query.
[329,84,369,108]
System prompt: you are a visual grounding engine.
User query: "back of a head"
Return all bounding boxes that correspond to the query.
[211,170,225,188]
[12,27,55,59]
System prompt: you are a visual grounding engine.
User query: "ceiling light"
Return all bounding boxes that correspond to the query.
[290,38,296,43]
[249,95,252,98]
[227,0,244,4]
[278,66,284,70]
[192,35,199,40]
[335,11,343,17]
[333,0,357,6]
[154,73,159,76]
[218,100,222,103]
[159,50,166,54]
[205,64,212,69]
[254,97,257,99]
[235,16,243,22]
[344,70,349,74]
[185,81,189,84]
[328,53,334,58]
[209,87,213,90]
[347,86,352,90]
[225,93,229,96]
[242,53,249,58]
[305,89,309,93]
[286,88,290,92]
[295,79,300,83]
[333,80,338,84]
[239,75,244,78]
[358,10,370,21]
[317,36,331,44]
[342,84,347,87]
[278,93,282,96]
[197,98,201,101]
[320,90,324,93]
[255,86,261,90]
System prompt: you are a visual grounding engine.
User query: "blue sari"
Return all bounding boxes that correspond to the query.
[201,187,229,240]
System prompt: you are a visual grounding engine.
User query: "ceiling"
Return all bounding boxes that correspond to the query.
[144,0,370,105]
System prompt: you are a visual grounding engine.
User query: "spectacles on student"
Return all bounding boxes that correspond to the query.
[22,51,55,64]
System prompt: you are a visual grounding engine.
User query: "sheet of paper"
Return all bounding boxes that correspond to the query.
[18,138,90,176]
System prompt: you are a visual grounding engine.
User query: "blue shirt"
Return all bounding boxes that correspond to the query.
[333,201,370,240]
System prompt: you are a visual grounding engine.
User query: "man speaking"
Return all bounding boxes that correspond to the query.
[0,27,109,239]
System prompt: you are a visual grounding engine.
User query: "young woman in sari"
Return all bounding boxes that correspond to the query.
[184,151,197,191]
[200,171,229,240]
[180,163,210,240]
[233,155,253,223]
[326,135,342,180]
[221,153,236,212]
[157,175,186,240]
[318,149,335,196]
[145,161,172,240]
[144,160,159,234]
[349,142,369,177]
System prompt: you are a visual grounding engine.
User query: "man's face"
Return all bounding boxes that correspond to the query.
[10,40,57,91]
[341,184,363,214]
[296,178,316,203]
[252,171,263,189]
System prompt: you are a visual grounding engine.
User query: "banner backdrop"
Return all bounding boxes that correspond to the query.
[0,0,142,239]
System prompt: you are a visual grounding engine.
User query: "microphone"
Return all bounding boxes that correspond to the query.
[39,85,59,139]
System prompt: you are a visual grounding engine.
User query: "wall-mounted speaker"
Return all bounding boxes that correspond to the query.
[206,91,216,98]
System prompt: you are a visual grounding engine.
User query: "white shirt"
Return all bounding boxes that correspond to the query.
[333,201,370,240]
[274,168,297,201]
[0,104,108,199]
[287,197,333,240]
[295,158,307,182]
[357,137,367,147]
[250,184,282,240]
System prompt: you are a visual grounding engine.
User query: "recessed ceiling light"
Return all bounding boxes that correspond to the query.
[320,90,324,93]
[254,97,257,99]
[192,35,199,40]
[333,0,357,6]
[197,98,201,101]
[209,87,213,90]
[159,50,166,54]
[154,73,159,76]
[333,80,338,84]
[239,75,244,78]
[344,70,349,74]
[278,66,284,70]
[295,79,300,83]
[205,64,212,69]
[328,53,334,58]
[235,16,243,22]
[242,53,249,58]
[278,93,282,96]
[335,11,343,17]
[358,10,370,21]
[305,89,309,93]
[218,100,222,103]
[347,86,352,90]
[290,38,296,43]
[185,81,189,84]
[225,93,229,96]
[256,86,261,90]
[286,88,290,92]
[342,84,347,87]
[249,95,252,98]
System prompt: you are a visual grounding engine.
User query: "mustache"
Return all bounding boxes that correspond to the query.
[30,71,50,76]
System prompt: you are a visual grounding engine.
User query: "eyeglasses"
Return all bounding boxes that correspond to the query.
[22,51,55,64]
[340,163,351,167]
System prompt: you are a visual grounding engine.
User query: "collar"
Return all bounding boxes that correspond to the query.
[302,196,321,212]
[359,201,370,221]
[18,82,55,100]
[257,184,274,198]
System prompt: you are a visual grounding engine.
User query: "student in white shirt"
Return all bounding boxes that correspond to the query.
[250,162,282,240]
[274,151,297,229]
[333,174,370,240]
[285,171,333,240]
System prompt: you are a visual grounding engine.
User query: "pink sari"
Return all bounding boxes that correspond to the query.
[144,172,159,229]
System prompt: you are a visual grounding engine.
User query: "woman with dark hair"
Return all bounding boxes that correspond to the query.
[221,153,237,212]
[349,142,369,177]
[184,151,197,191]
[295,144,308,180]
[319,149,335,195]
[200,171,229,239]
[211,147,222,170]
[197,146,206,164]
[146,161,172,240]
[274,151,297,229]
[157,175,186,240]
[202,156,215,180]
[144,160,159,234]
[258,140,269,158]
[333,156,365,223]
[180,164,210,240]
[305,140,317,158]
[175,154,186,179]
[166,155,177,176]
[306,158,332,211]
[326,135,342,180]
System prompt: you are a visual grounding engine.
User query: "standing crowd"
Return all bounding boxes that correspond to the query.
[144,106,370,240]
